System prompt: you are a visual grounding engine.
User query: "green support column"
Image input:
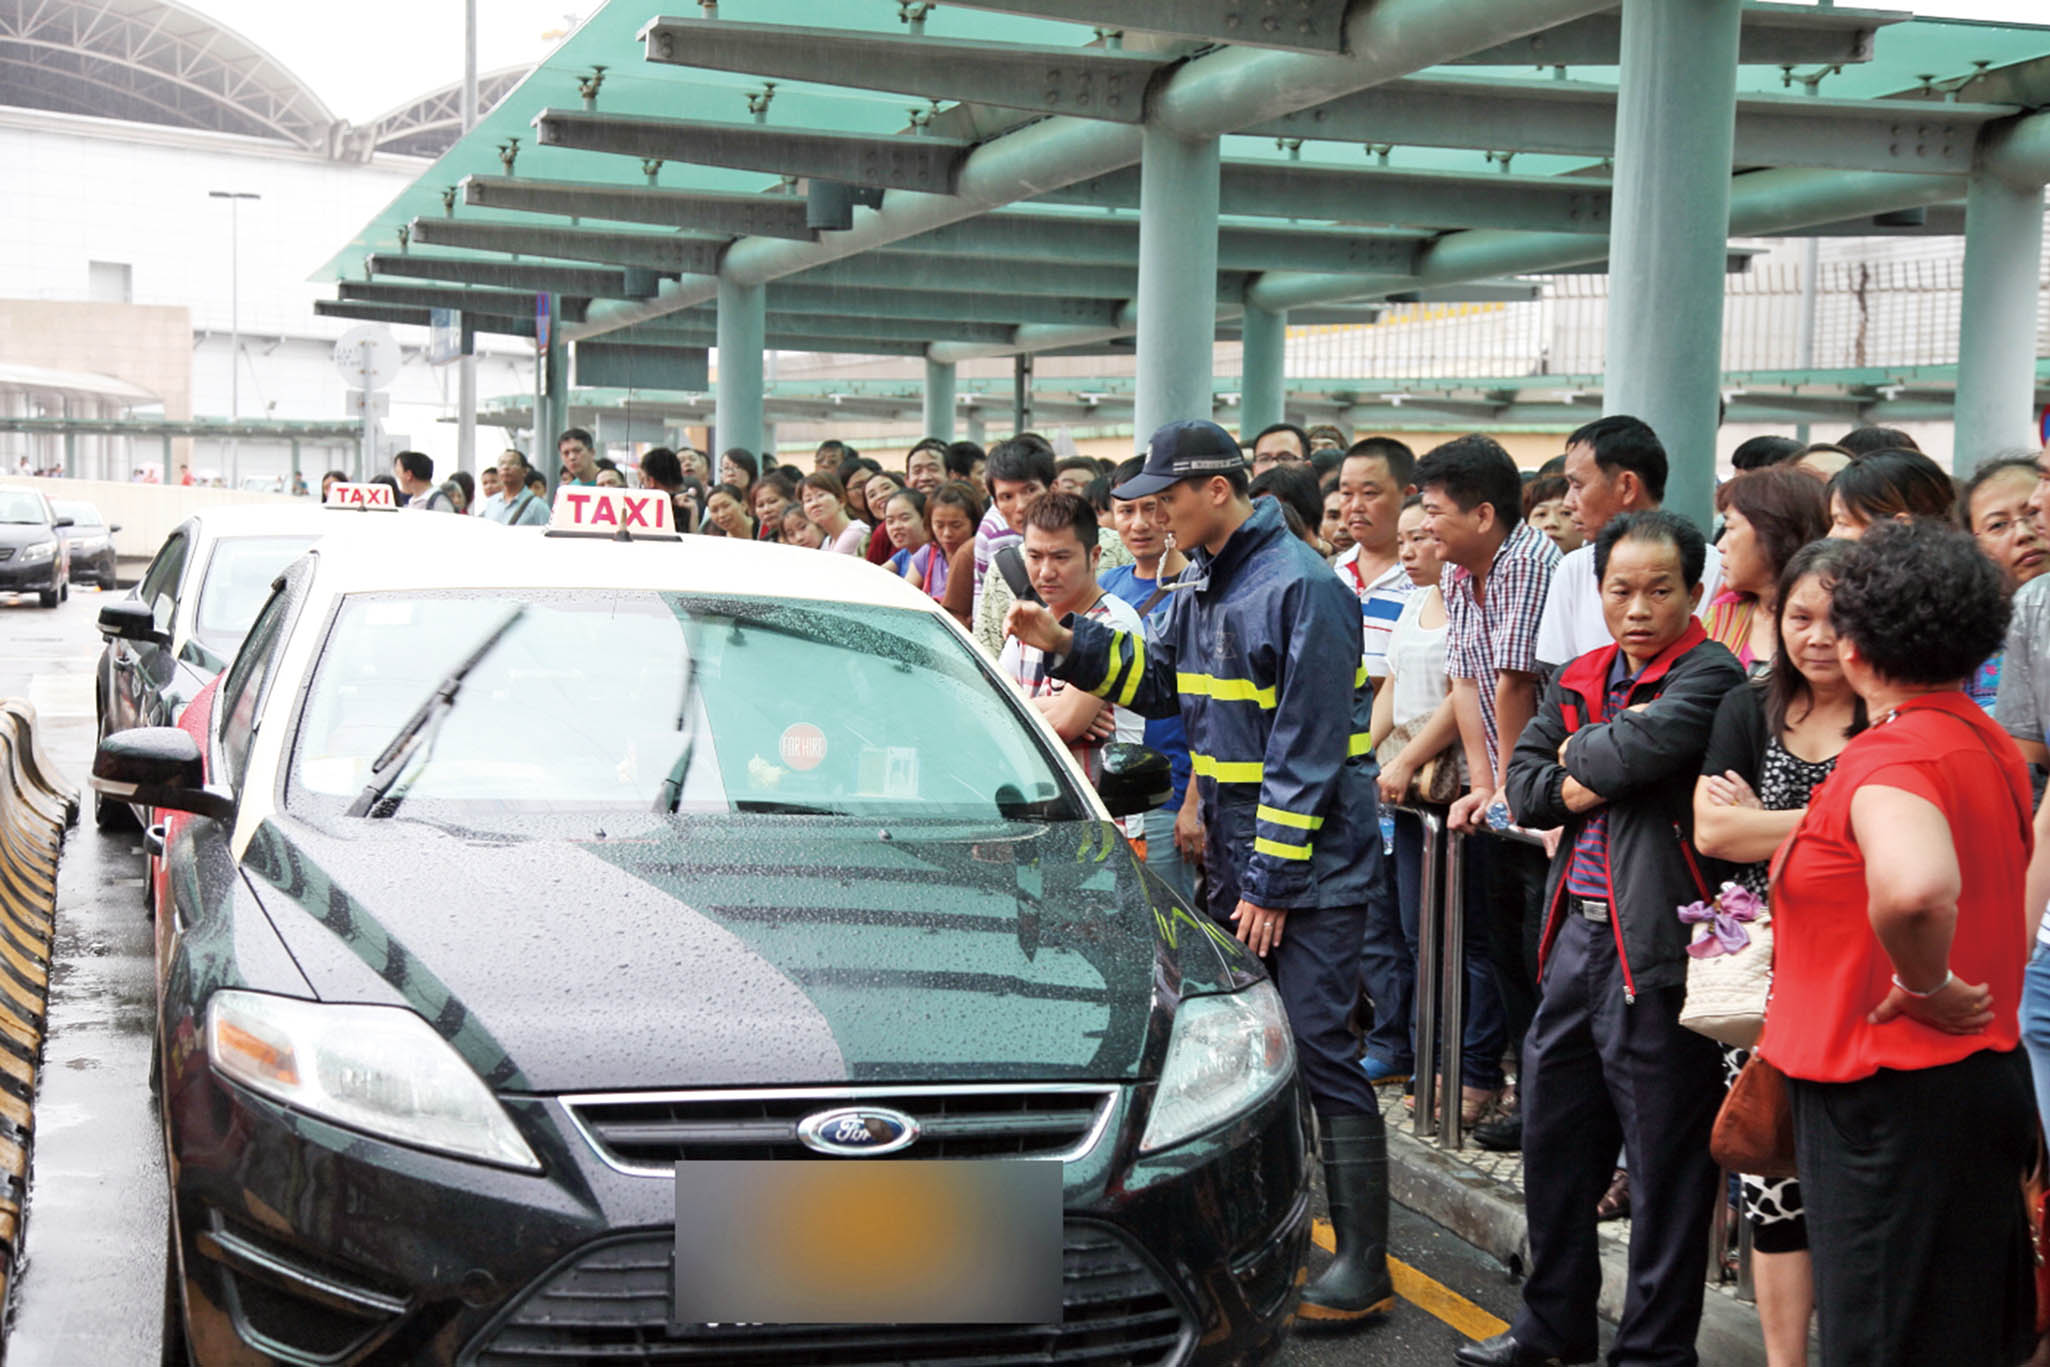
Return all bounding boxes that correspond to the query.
[924,358,957,441]
[1601,0,1742,530]
[1239,305,1287,438]
[716,276,766,458]
[537,292,567,487]
[1955,172,2047,469]
[1133,125,1221,442]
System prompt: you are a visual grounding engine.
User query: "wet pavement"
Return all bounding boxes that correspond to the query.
[0,585,165,1364]
[0,582,1566,1366]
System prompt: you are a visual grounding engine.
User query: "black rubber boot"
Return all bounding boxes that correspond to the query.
[1298,1111,1396,1323]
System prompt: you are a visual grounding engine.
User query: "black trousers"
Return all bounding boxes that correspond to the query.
[1203,848,1377,1120]
[1789,1048,2036,1367]
[1512,915,1722,1367]
[1481,836,1549,1055]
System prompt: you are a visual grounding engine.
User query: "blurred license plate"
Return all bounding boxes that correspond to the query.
[671,1159,1062,1328]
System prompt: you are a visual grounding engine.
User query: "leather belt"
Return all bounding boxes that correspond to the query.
[1577,898,1610,923]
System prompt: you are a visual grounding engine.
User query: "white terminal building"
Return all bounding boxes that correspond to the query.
[1,0,2047,481]
[0,0,538,485]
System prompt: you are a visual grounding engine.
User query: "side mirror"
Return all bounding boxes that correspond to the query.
[109,523,122,533]
[1096,742,1173,819]
[91,728,234,822]
[99,600,166,646]
[53,516,73,529]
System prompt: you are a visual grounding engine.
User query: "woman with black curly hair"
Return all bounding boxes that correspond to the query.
[1756,520,2034,1367]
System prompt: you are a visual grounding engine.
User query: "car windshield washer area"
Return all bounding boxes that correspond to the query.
[138,541,1312,1366]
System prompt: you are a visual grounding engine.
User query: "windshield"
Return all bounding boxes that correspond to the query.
[192,536,318,656]
[0,493,45,525]
[52,501,101,528]
[287,590,1083,824]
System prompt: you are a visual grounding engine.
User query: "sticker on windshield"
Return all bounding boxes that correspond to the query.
[779,723,827,772]
[857,746,919,799]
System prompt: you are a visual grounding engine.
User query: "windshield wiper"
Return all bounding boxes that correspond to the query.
[731,799,848,815]
[346,606,527,818]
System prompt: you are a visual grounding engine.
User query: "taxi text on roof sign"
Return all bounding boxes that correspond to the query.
[548,487,678,539]
[325,482,398,510]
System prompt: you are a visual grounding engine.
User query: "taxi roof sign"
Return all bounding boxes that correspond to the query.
[326,482,397,511]
[546,486,679,540]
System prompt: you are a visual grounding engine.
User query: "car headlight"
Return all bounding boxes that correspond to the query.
[207,989,540,1171]
[19,540,54,563]
[1140,981,1295,1153]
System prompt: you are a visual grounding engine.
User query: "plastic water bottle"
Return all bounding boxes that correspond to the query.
[1379,812,1395,857]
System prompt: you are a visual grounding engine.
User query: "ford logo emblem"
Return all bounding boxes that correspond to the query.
[796,1106,920,1157]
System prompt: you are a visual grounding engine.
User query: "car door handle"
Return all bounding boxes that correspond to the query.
[144,823,166,858]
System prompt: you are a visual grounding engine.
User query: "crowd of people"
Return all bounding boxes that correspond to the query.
[335,410,2047,1366]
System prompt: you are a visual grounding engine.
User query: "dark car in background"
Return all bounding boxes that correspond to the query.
[97,527,1312,1367]
[0,487,70,608]
[52,498,119,589]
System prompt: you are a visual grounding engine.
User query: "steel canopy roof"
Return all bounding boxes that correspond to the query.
[314,0,2050,371]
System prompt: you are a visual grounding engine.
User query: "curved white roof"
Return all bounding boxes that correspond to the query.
[0,0,334,148]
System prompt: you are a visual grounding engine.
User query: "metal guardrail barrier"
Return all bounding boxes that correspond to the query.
[0,698,76,1317]
[1391,804,1754,1292]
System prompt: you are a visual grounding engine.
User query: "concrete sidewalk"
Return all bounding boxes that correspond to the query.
[1378,1089,1775,1367]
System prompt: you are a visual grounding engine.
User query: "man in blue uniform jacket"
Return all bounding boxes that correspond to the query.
[1006,419,1394,1326]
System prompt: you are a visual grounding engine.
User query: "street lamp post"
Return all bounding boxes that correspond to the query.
[210,190,259,487]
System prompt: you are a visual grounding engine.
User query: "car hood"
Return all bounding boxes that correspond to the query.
[0,524,54,548]
[239,815,1254,1093]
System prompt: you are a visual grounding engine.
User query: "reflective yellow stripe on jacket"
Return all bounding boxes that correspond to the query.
[1176,672,1277,709]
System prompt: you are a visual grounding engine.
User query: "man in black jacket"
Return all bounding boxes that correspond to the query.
[1457,511,1743,1367]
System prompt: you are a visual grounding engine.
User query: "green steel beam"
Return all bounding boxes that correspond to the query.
[572,0,1622,340]
[410,217,726,274]
[463,176,816,240]
[876,211,1423,274]
[316,298,535,338]
[532,110,973,193]
[761,283,1121,328]
[1036,160,1618,233]
[366,252,645,299]
[339,280,587,323]
[909,0,1352,54]
[1243,162,1972,313]
[1253,77,2009,175]
[788,253,1251,301]
[641,18,1167,123]
[1443,3,1900,66]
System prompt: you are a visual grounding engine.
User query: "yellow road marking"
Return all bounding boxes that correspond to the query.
[1310,1218,1510,1341]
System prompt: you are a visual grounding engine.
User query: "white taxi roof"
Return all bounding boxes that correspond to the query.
[182,502,359,542]
[302,521,940,614]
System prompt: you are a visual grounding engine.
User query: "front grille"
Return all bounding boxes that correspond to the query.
[0,549,14,562]
[564,1085,1118,1172]
[466,1223,1188,1365]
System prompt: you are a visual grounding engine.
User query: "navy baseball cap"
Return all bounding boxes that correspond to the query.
[1113,420,1247,499]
